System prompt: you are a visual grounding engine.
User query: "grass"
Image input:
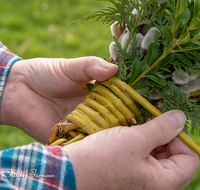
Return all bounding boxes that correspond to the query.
[0,0,112,146]
[0,0,199,189]
[0,0,112,59]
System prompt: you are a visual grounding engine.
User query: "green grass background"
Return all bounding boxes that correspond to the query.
[0,1,199,189]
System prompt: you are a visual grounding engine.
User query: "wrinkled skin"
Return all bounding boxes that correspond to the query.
[1,57,118,143]
[1,57,199,189]
[64,111,199,190]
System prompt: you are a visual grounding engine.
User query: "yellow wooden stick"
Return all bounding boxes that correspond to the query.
[84,97,120,127]
[88,91,129,126]
[101,81,143,120]
[93,85,136,124]
[76,103,110,129]
[109,76,200,156]
[61,133,86,146]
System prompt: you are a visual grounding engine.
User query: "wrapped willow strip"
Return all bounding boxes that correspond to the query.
[47,76,200,156]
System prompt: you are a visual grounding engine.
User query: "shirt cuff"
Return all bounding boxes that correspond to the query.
[0,42,22,102]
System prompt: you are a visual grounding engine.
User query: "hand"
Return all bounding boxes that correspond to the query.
[0,57,118,143]
[63,110,199,190]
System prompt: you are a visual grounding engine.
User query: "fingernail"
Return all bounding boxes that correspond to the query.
[168,111,186,130]
[100,61,117,70]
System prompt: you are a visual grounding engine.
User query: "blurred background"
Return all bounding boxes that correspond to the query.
[0,0,199,189]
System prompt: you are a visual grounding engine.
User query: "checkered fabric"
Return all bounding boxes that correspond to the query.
[0,142,76,190]
[0,42,22,102]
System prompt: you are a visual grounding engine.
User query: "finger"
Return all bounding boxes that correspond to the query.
[158,138,199,189]
[62,56,118,82]
[180,172,197,190]
[168,137,199,177]
[137,110,186,156]
[169,137,198,157]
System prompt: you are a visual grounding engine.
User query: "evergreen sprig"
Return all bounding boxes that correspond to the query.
[78,0,200,134]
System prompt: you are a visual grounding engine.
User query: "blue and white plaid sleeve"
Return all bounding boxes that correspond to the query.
[0,42,22,102]
[0,142,76,190]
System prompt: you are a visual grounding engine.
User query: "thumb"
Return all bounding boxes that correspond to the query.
[64,56,118,82]
[138,110,186,156]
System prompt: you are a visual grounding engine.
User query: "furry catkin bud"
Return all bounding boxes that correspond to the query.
[140,22,150,35]
[119,32,129,49]
[110,21,119,37]
[148,92,161,100]
[127,33,144,55]
[141,27,159,50]
[136,33,144,47]
[109,41,120,61]
[180,78,200,94]
[186,70,198,81]
[172,70,189,85]
[131,8,138,15]
[157,0,167,4]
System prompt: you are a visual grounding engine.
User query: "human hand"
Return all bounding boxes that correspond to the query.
[63,110,199,190]
[0,57,118,143]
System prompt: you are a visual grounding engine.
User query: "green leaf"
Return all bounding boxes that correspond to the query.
[166,9,175,26]
[185,53,196,61]
[190,32,200,40]
[190,40,200,46]
[187,51,200,61]
[176,8,191,29]
[159,45,167,60]
[182,0,188,6]
[159,54,175,67]
[176,0,186,17]
[190,29,200,37]
[179,28,190,44]
[145,75,167,86]
[175,53,193,66]
[162,26,172,44]
[141,59,148,73]
[131,84,150,96]
[129,58,142,84]
[86,83,95,91]
[193,0,200,18]
[184,42,196,49]
[189,46,200,50]
[146,43,159,66]
[188,18,200,31]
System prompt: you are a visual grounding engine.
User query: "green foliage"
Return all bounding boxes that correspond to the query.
[162,26,173,44]
[78,0,200,135]
[146,43,159,66]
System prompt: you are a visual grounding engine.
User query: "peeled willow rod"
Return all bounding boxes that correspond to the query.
[109,76,200,156]
[76,103,110,129]
[84,97,120,127]
[92,85,136,124]
[88,91,129,126]
[101,80,143,120]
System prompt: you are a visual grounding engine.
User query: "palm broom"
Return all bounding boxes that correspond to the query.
[47,0,200,156]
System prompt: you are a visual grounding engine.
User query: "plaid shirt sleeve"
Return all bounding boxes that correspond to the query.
[0,42,22,102]
[0,142,76,190]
